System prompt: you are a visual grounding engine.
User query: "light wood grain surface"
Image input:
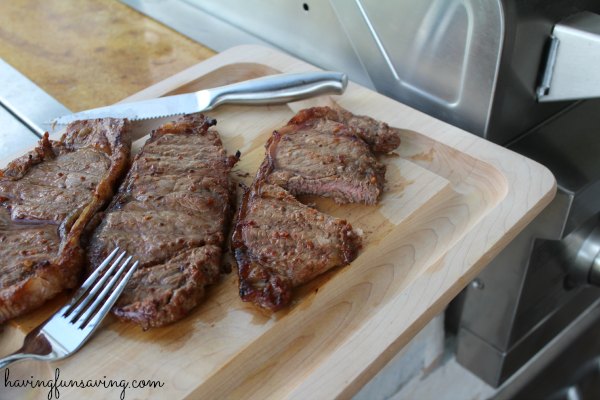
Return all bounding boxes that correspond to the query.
[0,46,555,400]
[0,0,215,111]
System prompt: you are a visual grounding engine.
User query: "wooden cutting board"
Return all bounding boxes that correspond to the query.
[1,45,555,399]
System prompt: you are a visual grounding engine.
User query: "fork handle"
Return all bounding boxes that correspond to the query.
[0,352,39,368]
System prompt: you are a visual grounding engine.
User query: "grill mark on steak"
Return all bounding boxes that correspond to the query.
[88,114,238,329]
[0,118,131,323]
[288,105,402,154]
[264,119,386,205]
[232,182,361,312]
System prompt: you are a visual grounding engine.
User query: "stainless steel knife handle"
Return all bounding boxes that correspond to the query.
[204,71,348,110]
[51,71,349,125]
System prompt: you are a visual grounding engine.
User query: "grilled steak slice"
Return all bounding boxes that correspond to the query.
[113,246,223,327]
[288,105,402,153]
[0,119,131,323]
[264,119,386,205]
[232,182,361,312]
[230,106,396,310]
[88,114,237,329]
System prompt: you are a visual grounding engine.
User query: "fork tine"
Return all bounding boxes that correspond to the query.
[75,257,137,329]
[83,261,140,331]
[57,247,120,316]
[65,251,128,319]
[0,248,139,368]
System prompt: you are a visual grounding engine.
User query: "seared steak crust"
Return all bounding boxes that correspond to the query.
[0,119,131,323]
[113,246,223,327]
[232,180,361,312]
[288,105,401,153]
[265,119,386,205]
[88,114,237,329]
[231,106,400,311]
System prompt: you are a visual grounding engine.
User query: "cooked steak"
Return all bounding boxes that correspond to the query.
[88,114,237,329]
[288,105,402,153]
[0,119,131,323]
[264,119,386,205]
[232,181,361,312]
[231,106,398,311]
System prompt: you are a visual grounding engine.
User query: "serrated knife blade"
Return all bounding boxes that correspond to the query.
[53,71,347,125]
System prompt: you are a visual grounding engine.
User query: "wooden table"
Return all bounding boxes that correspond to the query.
[0,0,215,111]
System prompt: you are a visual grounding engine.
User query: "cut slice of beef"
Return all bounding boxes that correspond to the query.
[232,181,361,312]
[0,118,131,323]
[230,106,398,311]
[87,114,237,329]
[264,118,386,205]
[288,105,402,153]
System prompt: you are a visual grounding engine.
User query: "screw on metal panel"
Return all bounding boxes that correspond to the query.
[470,278,485,290]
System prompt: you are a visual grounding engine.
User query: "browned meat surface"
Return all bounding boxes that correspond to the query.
[288,105,402,153]
[0,119,131,323]
[88,114,237,329]
[232,182,361,312]
[113,247,223,327]
[231,106,399,311]
[264,119,386,205]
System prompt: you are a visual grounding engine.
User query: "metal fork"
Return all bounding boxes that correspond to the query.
[0,248,138,368]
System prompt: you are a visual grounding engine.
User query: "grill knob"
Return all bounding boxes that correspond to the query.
[590,250,600,286]
[568,222,600,286]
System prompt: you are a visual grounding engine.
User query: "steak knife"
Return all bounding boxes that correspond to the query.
[53,71,347,125]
